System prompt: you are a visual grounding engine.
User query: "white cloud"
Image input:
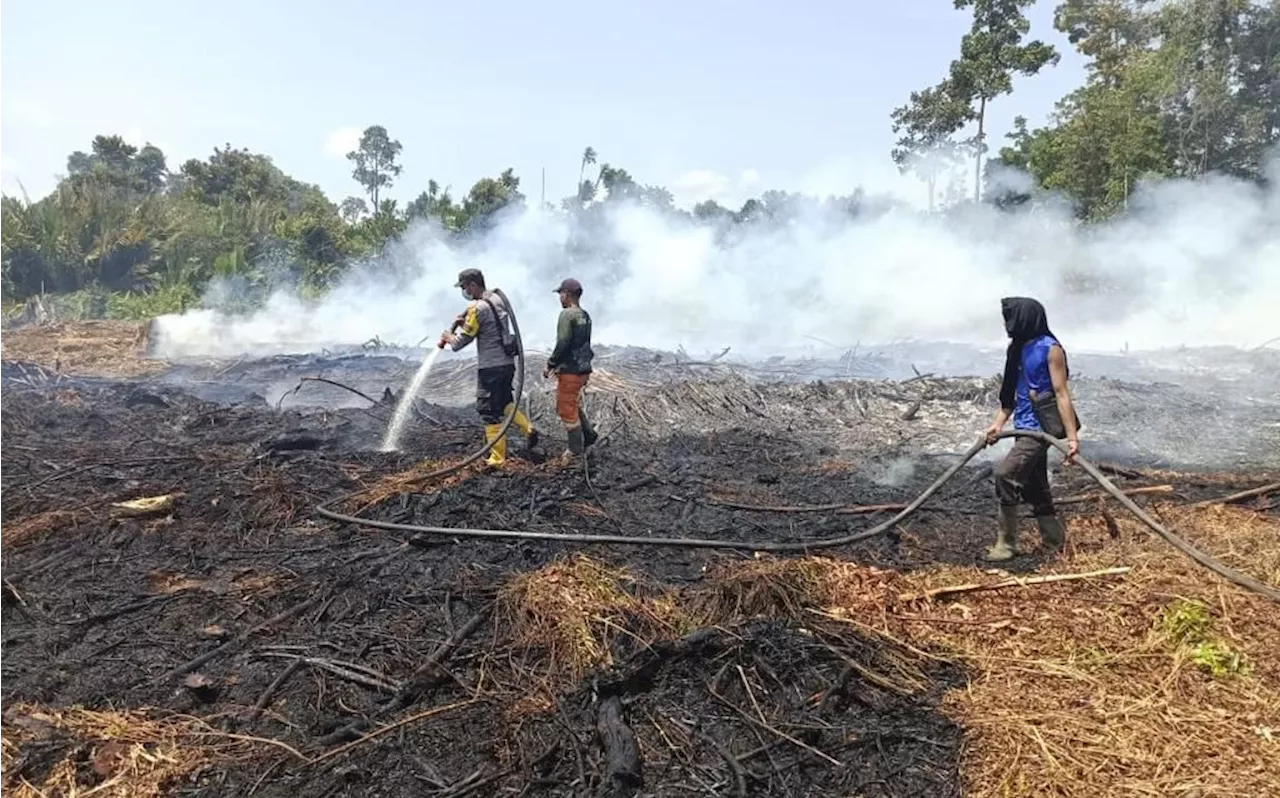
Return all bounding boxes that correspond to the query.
[4,97,55,127]
[670,168,765,210]
[324,126,362,159]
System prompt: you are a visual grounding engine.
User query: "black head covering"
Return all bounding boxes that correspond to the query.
[999,297,1064,410]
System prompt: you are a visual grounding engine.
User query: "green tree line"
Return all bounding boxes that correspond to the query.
[893,0,1278,218]
[0,126,531,308]
[0,124,860,313]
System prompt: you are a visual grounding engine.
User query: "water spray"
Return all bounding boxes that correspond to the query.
[379,316,462,451]
[379,289,526,455]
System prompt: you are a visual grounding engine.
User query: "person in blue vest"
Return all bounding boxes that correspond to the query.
[982,297,1081,560]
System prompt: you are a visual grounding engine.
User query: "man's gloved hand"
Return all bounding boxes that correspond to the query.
[542,365,554,379]
[439,330,454,349]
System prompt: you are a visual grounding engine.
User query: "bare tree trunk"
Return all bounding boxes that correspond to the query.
[974,96,987,204]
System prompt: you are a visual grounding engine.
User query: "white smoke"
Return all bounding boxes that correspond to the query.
[150,159,1280,361]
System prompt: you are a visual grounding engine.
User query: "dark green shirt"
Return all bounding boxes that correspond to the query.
[547,306,593,375]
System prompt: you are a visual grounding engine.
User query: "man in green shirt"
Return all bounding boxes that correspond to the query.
[544,278,596,459]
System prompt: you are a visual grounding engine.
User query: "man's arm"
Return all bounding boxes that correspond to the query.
[448,303,480,351]
[546,310,573,371]
[1047,344,1079,461]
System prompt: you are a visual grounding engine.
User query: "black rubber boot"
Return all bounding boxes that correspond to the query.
[567,426,586,456]
[579,409,598,448]
[984,505,1020,561]
[1036,515,1066,552]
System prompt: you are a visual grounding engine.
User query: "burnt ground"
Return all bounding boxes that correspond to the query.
[3,342,1279,798]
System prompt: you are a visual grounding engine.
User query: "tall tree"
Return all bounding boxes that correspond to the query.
[66,135,169,195]
[579,146,597,185]
[1237,0,1280,166]
[406,179,466,229]
[1054,0,1157,88]
[346,125,403,209]
[339,196,368,224]
[461,168,524,231]
[1154,0,1268,179]
[180,145,292,206]
[890,80,974,210]
[948,0,1061,201]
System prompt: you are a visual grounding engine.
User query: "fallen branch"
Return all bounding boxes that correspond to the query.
[1056,484,1175,506]
[1095,462,1154,480]
[395,605,492,705]
[158,594,322,681]
[249,660,303,725]
[316,604,492,746]
[671,719,746,797]
[305,699,482,767]
[900,399,922,421]
[901,372,935,385]
[278,376,384,409]
[257,652,400,693]
[707,683,843,768]
[1188,481,1280,509]
[618,474,659,493]
[897,566,1132,602]
[597,695,643,788]
[437,767,516,798]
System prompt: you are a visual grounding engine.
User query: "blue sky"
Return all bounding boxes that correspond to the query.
[1,0,1086,209]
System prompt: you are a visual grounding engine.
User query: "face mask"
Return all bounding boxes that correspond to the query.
[460,288,471,300]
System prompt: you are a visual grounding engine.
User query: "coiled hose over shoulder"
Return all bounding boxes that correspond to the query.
[314,306,1280,604]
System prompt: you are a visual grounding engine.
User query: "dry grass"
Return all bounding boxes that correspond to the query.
[692,554,896,623]
[343,459,483,512]
[0,704,276,798]
[875,503,1280,797]
[53,388,86,407]
[814,459,858,473]
[1,510,81,549]
[0,320,165,378]
[496,554,687,687]
[491,505,1280,796]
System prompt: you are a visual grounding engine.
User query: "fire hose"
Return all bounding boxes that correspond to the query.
[314,291,1280,604]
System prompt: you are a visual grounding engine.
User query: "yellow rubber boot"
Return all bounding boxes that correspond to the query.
[503,403,534,436]
[484,424,508,466]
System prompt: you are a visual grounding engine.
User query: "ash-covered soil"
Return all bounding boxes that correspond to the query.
[3,339,1279,798]
[140,338,1280,471]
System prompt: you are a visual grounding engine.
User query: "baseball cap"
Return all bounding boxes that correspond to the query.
[455,268,484,287]
[553,278,583,295]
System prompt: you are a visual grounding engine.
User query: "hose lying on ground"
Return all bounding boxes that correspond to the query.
[313,297,1280,604]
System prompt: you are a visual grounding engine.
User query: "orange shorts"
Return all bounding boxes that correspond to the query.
[555,373,589,425]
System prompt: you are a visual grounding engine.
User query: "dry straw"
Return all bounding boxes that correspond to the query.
[1,705,291,798]
[879,502,1280,797]
[491,501,1280,796]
